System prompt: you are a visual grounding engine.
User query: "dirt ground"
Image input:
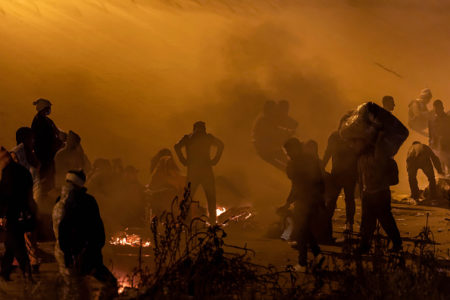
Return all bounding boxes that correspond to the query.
[0,193,449,299]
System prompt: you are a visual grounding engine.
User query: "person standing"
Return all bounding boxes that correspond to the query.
[281,138,324,272]
[428,100,450,174]
[31,98,63,196]
[10,127,42,273]
[408,88,432,134]
[174,121,224,224]
[0,148,35,281]
[352,133,402,254]
[323,125,358,233]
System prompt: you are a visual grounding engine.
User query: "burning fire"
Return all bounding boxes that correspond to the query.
[109,228,151,247]
[216,206,227,217]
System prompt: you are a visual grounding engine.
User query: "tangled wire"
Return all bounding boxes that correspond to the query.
[118,187,450,299]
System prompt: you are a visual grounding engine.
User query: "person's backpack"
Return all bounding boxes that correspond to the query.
[387,158,399,186]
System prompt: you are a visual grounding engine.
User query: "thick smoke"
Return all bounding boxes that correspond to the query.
[1,0,450,210]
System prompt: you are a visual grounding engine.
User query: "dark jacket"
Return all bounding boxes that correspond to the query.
[58,187,105,274]
[286,153,325,206]
[0,162,36,230]
[31,114,62,163]
[323,131,358,178]
[407,143,442,173]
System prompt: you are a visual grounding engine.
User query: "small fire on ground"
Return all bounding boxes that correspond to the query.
[109,227,151,247]
[216,206,227,217]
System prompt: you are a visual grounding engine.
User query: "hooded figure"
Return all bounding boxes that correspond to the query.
[31,98,63,195]
[408,88,433,134]
[55,131,91,188]
[53,170,117,299]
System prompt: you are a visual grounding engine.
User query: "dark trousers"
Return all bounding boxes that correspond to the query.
[293,202,320,266]
[407,162,436,200]
[1,226,31,278]
[188,168,216,224]
[326,174,356,224]
[360,190,402,250]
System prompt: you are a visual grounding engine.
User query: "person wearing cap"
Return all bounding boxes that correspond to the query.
[408,88,433,134]
[174,121,224,224]
[31,98,63,196]
[53,170,117,299]
[429,100,450,174]
[55,130,91,188]
[0,147,35,281]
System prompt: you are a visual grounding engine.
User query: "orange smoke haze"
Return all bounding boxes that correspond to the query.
[1,0,450,208]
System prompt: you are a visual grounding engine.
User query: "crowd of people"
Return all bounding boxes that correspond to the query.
[0,99,225,298]
[256,89,449,271]
[0,88,448,295]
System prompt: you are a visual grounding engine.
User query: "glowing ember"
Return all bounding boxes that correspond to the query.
[109,228,151,247]
[117,275,133,294]
[216,206,227,216]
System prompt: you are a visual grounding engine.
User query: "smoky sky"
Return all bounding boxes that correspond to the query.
[1,0,450,201]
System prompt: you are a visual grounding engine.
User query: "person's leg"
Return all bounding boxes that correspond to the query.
[359,193,377,252]
[293,204,309,266]
[343,178,356,226]
[201,171,217,225]
[325,175,341,220]
[422,163,437,199]
[12,229,32,278]
[25,231,40,273]
[186,173,201,219]
[407,166,420,200]
[1,231,16,280]
[377,190,402,249]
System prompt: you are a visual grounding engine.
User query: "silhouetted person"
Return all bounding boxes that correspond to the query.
[323,117,358,232]
[382,95,395,112]
[0,148,35,281]
[253,100,287,170]
[429,99,450,173]
[277,100,298,135]
[11,127,42,272]
[55,130,91,188]
[31,99,63,196]
[54,170,117,299]
[408,88,432,134]
[11,127,40,197]
[406,141,443,201]
[282,138,324,271]
[149,148,185,192]
[352,133,402,254]
[147,149,186,216]
[175,121,224,224]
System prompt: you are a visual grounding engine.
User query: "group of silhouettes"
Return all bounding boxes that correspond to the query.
[0,90,449,291]
[253,90,449,271]
[0,98,226,298]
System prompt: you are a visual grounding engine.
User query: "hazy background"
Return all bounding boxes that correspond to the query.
[1,0,450,212]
